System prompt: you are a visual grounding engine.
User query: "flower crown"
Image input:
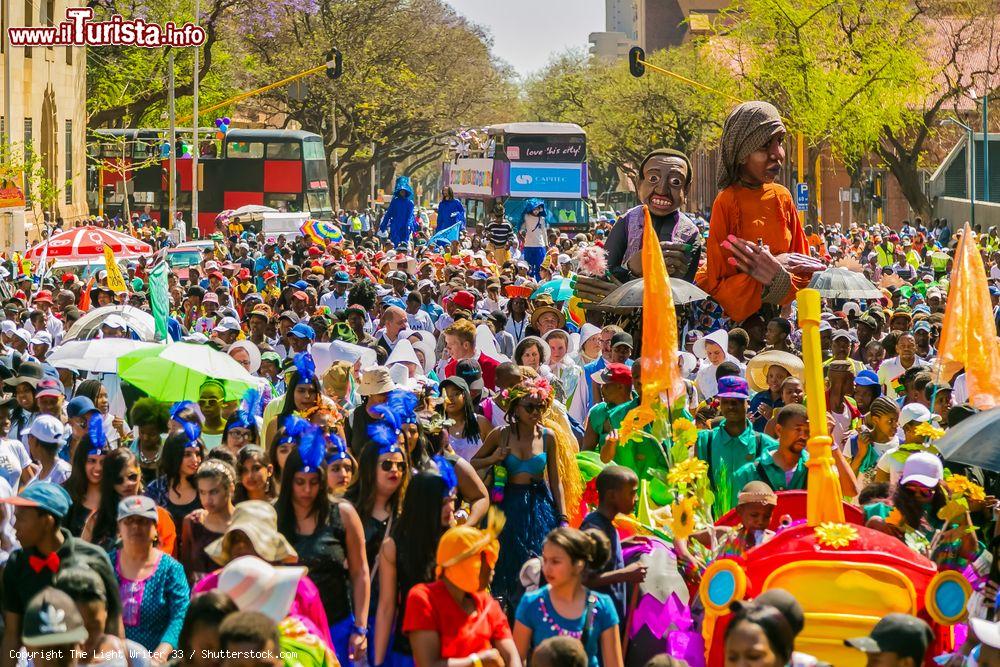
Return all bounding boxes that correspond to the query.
[501,376,554,406]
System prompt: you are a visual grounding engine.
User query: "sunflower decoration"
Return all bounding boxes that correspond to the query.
[667,458,709,487]
[814,522,859,549]
[944,474,986,503]
[672,418,698,448]
[914,422,946,442]
[671,496,699,542]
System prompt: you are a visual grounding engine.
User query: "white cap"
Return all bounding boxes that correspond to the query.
[1,321,17,335]
[843,301,861,317]
[899,402,932,428]
[204,261,220,271]
[103,314,127,330]
[29,415,65,444]
[12,329,31,344]
[213,316,242,333]
[30,332,52,346]
[557,253,572,265]
[386,338,420,368]
[899,451,943,487]
[417,279,435,290]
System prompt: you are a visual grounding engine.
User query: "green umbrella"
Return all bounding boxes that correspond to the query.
[118,342,258,402]
[532,277,575,301]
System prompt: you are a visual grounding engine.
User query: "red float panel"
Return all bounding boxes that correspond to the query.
[263,160,302,193]
[223,191,265,209]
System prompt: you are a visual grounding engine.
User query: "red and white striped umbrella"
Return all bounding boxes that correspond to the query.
[24,225,154,260]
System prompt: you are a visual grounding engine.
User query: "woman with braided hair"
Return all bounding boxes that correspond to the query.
[696,101,824,325]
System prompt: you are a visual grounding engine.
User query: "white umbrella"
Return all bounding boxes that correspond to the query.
[47,339,162,374]
[64,305,157,342]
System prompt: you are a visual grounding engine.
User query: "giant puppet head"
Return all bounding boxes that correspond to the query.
[636,149,692,219]
[393,176,414,199]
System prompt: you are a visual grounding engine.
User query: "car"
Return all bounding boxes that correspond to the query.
[48,259,111,284]
[167,240,215,283]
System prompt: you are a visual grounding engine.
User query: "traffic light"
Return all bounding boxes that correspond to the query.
[326,48,342,80]
[629,47,645,78]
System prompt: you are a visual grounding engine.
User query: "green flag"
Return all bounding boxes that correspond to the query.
[147,260,169,341]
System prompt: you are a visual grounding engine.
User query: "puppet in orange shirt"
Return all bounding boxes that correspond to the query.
[696,101,824,326]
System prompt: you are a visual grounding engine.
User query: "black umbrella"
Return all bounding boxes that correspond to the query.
[935,407,1000,472]
[594,278,709,310]
[807,267,882,300]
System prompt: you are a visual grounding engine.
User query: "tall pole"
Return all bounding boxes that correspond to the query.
[968,128,976,228]
[2,0,11,152]
[984,95,990,204]
[329,99,340,211]
[188,0,199,244]
[168,52,177,232]
[370,141,376,208]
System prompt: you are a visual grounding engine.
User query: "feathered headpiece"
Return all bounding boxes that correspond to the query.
[432,454,458,495]
[86,412,107,455]
[293,352,316,384]
[229,387,262,430]
[298,423,326,473]
[500,376,554,406]
[576,245,608,277]
[325,433,350,464]
[367,389,418,454]
[169,400,203,446]
[279,414,310,446]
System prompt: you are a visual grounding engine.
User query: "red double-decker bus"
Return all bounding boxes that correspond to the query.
[88,128,333,236]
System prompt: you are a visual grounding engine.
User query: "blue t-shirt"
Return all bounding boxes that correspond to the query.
[748,390,782,433]
[579,510,626,621]
[515,586,619,667]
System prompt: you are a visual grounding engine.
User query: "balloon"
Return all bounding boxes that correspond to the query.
[214,118,222,127]
[159,143,170,158]
[222,117,231,124]
[221,124,229,133]
[182,144,191,154]
[216,131,224,140]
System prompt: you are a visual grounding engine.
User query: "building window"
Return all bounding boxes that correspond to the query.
[24,118,33,203]
[23,0,31,58]
[66,46,72,65]
[65,120,72,205]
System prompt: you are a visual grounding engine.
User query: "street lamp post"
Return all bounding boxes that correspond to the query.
[942,117,976,227]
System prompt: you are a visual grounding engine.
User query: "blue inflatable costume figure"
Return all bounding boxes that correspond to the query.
[379,176,417,247]
[514,198,549,280]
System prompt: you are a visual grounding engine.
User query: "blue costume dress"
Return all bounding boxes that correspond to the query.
[435,198,466,232]
[514,198,549,280]
[379,176,417,247]
[492,427,558,612]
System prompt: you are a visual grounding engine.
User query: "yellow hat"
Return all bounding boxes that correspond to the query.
[436,510,504,593]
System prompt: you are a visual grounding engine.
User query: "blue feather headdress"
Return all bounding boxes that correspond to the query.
[298,423,325,473]
[294,353,316,384]
[366,389,418,454]
[279,414,309,446]
[170,400,202,447]
[86,412,107,456]
[432,454,458,496]
[229,387,262,430]
[324,433,350,464]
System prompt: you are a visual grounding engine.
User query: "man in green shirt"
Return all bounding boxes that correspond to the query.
[695,376,778,510]
[582,363,636,453]
[735,403,810,492]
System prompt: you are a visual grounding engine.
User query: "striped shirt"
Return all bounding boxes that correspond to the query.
[485,221,514,246]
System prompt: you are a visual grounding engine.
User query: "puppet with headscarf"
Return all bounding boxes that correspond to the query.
[514,198,550,280]
[605,149,702,283]
[694,101,823,327]
[379,176,418,247]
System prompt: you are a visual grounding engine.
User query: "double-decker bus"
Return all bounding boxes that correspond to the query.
[442,122,591,231]
[88,128,333,236]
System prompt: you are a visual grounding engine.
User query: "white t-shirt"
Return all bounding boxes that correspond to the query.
[0,438,30,488]
[876,444,937,487]
[522,214,548,248]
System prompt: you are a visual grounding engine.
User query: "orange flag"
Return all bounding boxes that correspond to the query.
[936,223,1000,410]
[619,206,685,440]
[78,275,95,312]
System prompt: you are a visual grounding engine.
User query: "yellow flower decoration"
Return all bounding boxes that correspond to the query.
[886,508,905,527]
[814,522,859,549]
[914,422,946,441]
[670,496,699,542]
[945,474,986,502]
[667,458,709,486]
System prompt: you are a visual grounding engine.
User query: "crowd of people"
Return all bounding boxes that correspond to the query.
[2,99,1000,667]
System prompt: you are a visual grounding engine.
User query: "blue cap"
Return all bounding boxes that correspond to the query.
[715,376,750,400]
[2,481,71,518]
[383,297,406,309]
[912,305,931,315]
[66,396,98,419]
[991,285,1000,297]
[289,322,316,340]
[471,271,490,281]
[292,280,309,290]
[855,370,880,387]
[333,271,351,283]
[912,321,932,333]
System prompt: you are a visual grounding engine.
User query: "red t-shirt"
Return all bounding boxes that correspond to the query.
[402,580,511,659]
[444,352,499,390]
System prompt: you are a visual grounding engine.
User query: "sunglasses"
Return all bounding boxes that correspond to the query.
[380,460,406,473]
[117,472,139,485]
[198,398,221,406]
[521,402,544,414]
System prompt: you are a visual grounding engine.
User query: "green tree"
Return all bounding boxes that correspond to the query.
[716,0,929,220]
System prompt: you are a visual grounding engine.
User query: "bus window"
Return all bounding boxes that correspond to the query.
[227,141,264,159]
[302,140,325,161]
[306,191,332,215]
[266,142,302,159]
[265,194,301,212]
